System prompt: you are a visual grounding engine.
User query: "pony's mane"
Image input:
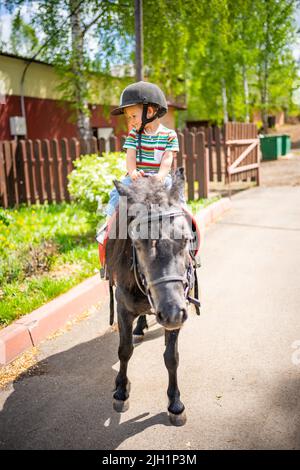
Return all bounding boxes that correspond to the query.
[125,176,171,208]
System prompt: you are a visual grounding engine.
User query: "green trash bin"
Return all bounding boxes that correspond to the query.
[281,134,291,156]
[260,135,282,160]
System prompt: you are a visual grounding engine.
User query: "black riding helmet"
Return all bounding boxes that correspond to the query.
[111,81,168,162]
[111,81,167,127]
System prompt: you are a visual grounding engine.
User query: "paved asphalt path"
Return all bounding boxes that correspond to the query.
[0,183,300,450]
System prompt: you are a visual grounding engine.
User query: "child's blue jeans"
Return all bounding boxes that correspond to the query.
[105,174,186,217]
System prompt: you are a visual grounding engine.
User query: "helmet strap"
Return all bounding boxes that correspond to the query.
[137,103,160,162]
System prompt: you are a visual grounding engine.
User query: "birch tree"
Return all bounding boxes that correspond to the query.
[4,0,132,138]
[254,0,297,132]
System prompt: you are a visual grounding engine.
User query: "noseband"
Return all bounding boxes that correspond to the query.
[129,209,201,315]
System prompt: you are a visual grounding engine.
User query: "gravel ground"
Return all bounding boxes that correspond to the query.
[260,151,300,187]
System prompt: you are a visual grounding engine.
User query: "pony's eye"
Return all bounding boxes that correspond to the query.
[175,238,188,251]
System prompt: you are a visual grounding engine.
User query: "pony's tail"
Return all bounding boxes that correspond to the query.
[109,283,114,325]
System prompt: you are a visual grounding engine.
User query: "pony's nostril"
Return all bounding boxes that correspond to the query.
[181,309,188,322]
[157,311,164,322]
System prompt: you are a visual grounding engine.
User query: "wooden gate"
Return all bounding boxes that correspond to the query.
[224,122,260,196]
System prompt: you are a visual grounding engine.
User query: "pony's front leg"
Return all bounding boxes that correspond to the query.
[164,329,187,426]
[113,306,134,412]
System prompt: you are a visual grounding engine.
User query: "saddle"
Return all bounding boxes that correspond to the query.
[97,213,116,277]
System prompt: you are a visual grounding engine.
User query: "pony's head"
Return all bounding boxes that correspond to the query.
[114,168,192,330]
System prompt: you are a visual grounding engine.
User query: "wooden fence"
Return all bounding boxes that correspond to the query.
[0,123,260,208]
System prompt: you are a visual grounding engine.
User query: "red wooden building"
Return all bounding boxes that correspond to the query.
[0,52,185,141]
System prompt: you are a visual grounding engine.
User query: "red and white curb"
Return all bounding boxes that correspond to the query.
[0,197,231,366]
[194,197,232,231]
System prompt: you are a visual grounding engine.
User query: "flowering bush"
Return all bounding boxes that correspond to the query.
[67,152,126,214]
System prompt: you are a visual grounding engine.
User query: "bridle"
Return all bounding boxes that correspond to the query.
[129,208,201,315]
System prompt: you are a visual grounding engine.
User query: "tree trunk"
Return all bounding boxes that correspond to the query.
[261,1,270,134]
[70,0,91,139]
[261,58,269,134]
[228,85,235,121]
[135,0,144,81]
[221,78,228,123]
[242,64,250,123]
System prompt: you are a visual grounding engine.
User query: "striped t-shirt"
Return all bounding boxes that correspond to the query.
[123,124,179,173]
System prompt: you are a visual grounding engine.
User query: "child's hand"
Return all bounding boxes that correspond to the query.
[130,169,144,180]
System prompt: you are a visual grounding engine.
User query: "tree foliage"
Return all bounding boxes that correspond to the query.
[1,0,299,131]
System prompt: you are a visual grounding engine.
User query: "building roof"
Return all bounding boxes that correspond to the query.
[0,51,53,67]
[167,100,187,111]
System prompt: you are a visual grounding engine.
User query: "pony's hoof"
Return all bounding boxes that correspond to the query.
[168,410,187,426]
[133,334,144,345]
[113,399,130,413]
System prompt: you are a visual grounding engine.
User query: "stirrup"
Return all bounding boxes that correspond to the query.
[96,221,108,244]
[100,265,109,280]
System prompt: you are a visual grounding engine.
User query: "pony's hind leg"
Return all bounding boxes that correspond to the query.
[164,329,186,426]
[133,314,148,344]
[113,306,134,412]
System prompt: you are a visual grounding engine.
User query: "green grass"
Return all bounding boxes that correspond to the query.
[0,203,104,327]
[0,195,220,327]
[0,276,85,325]
[187,195,221,214]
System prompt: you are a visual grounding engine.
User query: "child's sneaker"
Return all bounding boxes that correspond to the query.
[96,221,108,244]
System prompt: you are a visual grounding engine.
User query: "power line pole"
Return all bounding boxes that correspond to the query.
[135,0,144,81]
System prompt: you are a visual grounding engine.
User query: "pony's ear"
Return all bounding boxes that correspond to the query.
[113,180,135,203]
[169,167,185,203]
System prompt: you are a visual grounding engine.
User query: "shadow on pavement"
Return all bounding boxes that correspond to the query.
[0,327,168,450]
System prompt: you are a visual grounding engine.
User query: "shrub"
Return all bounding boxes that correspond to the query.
[23,240,58,276]
[67,152,126,215]
[0,208,13,226]
[0,240,59,284]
